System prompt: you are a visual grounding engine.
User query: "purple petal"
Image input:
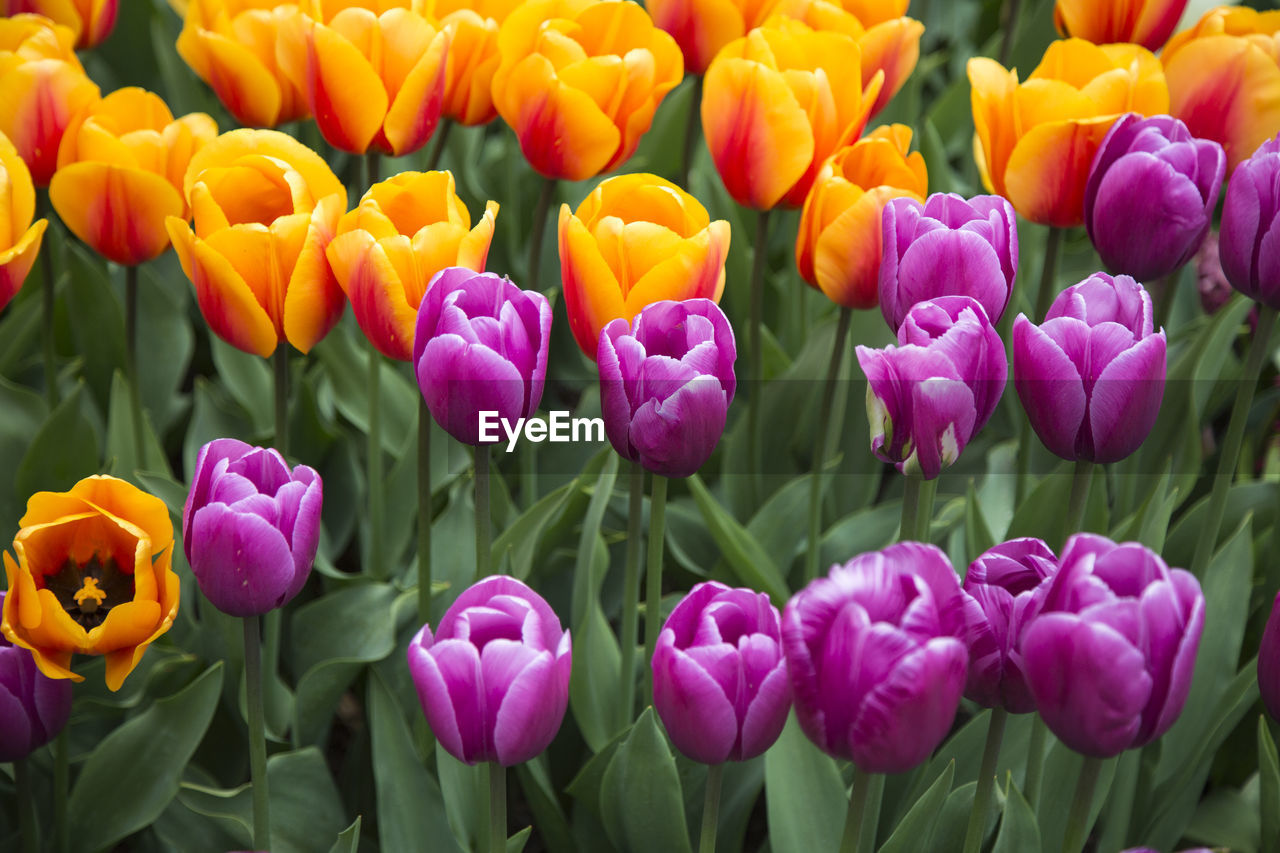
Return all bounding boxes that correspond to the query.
[652,643,739,764]
[189,503,295,616]
[1085,332,1166,463]
[1014,315,1087,460]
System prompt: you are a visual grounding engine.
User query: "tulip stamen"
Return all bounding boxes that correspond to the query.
[44,555,136,630]
[73,578,107,613]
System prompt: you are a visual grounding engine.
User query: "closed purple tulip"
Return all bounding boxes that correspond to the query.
[0,593,72,763]
[1013,273,1167,463]
[407,575,571,766]
[182,439,322,617]
[1258,589,1280,721]
[1219,133,1280,309]
[781,543,969,773]
[962,538,1058,714]
[1021,534,1204,758]
[598,299,736,478]
[651,581,790,764]
[880,193,1018,330]
[1085,113,1226,282]
[855,296,1007,481]
[413,268,552,446]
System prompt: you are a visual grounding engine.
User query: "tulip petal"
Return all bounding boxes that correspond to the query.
[409,636,478,763]
[327,229,414,360]
[1013,315,1087,460]
[1005,117,1115,227]
[189,503,296,616]
[187,30,284,129]
[0,218,46,310]
[50,163,184,266]
[559,206,627,358]
[383,28,447,156]
[652,645,739,764]
[283,193,345,354]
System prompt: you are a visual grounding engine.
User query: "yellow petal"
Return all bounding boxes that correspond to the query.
[50,163,184,265]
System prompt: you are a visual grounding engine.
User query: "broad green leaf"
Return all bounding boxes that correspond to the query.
[569,579,623,752]
[506,826,533,853]
[600,707,693,853]
[764,713,846,853]
[1260,716,1280,853]
[1034,747,1115,853]
[493,479,577,580]
[313,323,417,452]
[687,474,789,604]
[327,817,362,853]
[436,745,487,852]
[992,778,1040,853]
[516,757,575,853]
[0,376,47,533]
[964,479,996,566]
[209,335,273,437]
[16,383,99,499]
[104,370,171,479]
[879,760,955,853]
[570,452,618,631]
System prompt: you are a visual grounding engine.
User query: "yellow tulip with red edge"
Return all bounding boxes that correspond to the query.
[164,128,347,358]
[431,0,523,126]
[1053,0,1188,52]
[0,0,117,48]
[646,0,782,75]
[50,88,218,267]
[701,19,884,211]
[1,475,179,692]
[0,132,47,312]
[968,38,1168,228]
[796,124,927,310]
[490,0,684,182]
[559,172,730,358]
[326,171,498,361]
[839,0,904,26]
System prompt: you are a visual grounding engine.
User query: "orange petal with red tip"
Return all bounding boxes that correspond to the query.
[182,128,345,206]
[968,57,1018,198]
[327,230,415,360]
[285,16,388,154]
[812,189,890,309]
[1004,117,1114,227]
[859,18,923,115]
[457,200,498,270]
[283,193,345,353]
[50,163,184,266]
[0,59,100,185]
[647,0,747,75]
[0,218,45,310]
[559,203,626,357]
[188,29,285,129]
[382,27,447,156]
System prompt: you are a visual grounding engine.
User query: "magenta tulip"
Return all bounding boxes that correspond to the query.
[1219,132,1280,309]
[0,593,72,763]
[1259,589,1280,721]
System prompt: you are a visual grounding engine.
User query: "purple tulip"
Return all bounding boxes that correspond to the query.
[781,543,969,773]
[413,268,552,446]
[855,296,1007,480]
[1085,113,1225,282]
[1259,589,1280,721]
[879,193,1018,330]
[1021,534,1204,758]
[962,538,1058,714]
[1013,273,1167,463]
[407,575,571,766]
[598,299,736,478]
[651,581,790,764]
[0,593,73,763]
[183,439,322,617]
[1219,133,1280,309]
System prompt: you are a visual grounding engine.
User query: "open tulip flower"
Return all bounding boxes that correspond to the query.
[50,87,218,267]
[0,476,180,692]
[1053,0,1188,52]
[165,128,347,358]
[0,131,48,313]
[432,0,523,126]
[702,18,883,210]
[0,0,117,49]
[491,0,683,181]
[0,592,73,763]
[327,170,499,361]
[968,38,1168,227]
[647,0,782,76]
[559,172,729,358]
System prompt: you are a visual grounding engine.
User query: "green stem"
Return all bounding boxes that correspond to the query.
[962,708,1009,853]
[367,343,386,580]
[274,346,289,457]
[1024,717,1047,810]
[15,758,38,853]
[997,0,1022,66]
[620,462,644,722]
[1032,227,1064,324]
[807,307,852,582]
[427,118,454,172]
[644,474,669,704]
[244,616,272,851]
[681,75,704,190]
[1190,305,1278,575]
[53,722,67,853]
[857,774,884,853]
[38,194,59,408]
[1061,756,1103,853]
[1153,271,1177,333]
[699,763,724,853]
[748,209,773,505]
[475,444,491,580]
[125,264,145,467]
[527,178,556,293]
[899,474,936,543]
[365,150,380,190]
[1062,459,1095,549]
[522,441,539,507]
[839,769,873,853]
[489,762,507,853]
[418,398,433,625]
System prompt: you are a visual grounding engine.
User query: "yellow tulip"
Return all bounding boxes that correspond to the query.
[0,0,117,48]
[0,131,47,312]
[430,0,523,126]
[1054,0,1188,51]
[647,0,782,75]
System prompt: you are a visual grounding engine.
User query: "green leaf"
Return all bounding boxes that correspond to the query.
[569,566,623,752]
[1005,462,1107,543]
[327,817,362,853]
[1034,747,1115,853]
[1260,716,1280,853]
[506,826,533,853]
[0,376,47,533]
[436,745,487,852]
[16,383,99,500]
[686,474,789,604]
[516,757,575,853]
[764,713,846,853]
[600,708,693,853]
[492,479,576,580]
[209,335,273,437]
[964,479,996,566]
[992,778,1040,853]
[313,323,417,453]
[570,452,618,631]
[879,760,955,853]
[104,370,171,478]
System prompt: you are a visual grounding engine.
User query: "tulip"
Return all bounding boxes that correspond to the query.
[182,439,322,618]
[413,267,552,446]
[1013,272,1166,463]
[1084,113,1225,282]
[1053,0,1188,52]
[855,296,1007,481]
[598,299,736,478]
[835,0,905,26]
[1162,7,1280,171]
[559,172,729,358]
[175,0,310,129]
[326,171,499,360]
[962,538,1058,714]
[490,0,683,181]
[165,128,347,358]
[879,192,1018,331]
[647,0,782,76]
[702,19,883,210]
[433,0,522,126]
[0,14,100,186]
[407,574,571,765]
[651,581,789,763]
[0,0,117,48]
[1021,533,1204,757]
[1,475,179,691]
[49,87,218,267]
[1219,133,1280,310]
[1260,589,1280,722]
[0,131,48,313]
[0,592,72,763]
[796,124,926,310]
[968,39,1168,227]
[781,542,969,772]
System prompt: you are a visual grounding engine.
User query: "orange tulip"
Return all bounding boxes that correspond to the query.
[490,0,684,181]
[559,172,730,358]
[1053,0,1188,52]
[796,124,926,309]
[49,88,217,266]
[646,0,781,75]
[701,19,883,210]
[0,132,47,312]
[0,0,118,48]
[0,14,100,186]
[838,0,904,26]
[1,475,179,692]
[430,0,522,126]
[326,171,498,360]
[165,128,347,358]
[968,38,1168,228]
[1163,6,1280,171]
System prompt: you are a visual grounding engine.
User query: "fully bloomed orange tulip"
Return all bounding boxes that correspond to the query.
[968,39,1168,227]
[1163,6,1280,171]
[326,171,498,360]
[702,19,883,210]
[0,132,47,312]
[1,475,179,691]
[50,88,217,266]
[1053,0,1187,51]
[559,172,730,357]
[430,0,522,126]
[0,14,100,186]
[491,0,684,182]
[647,0,781,75]
[796,124,926,309]
[0,0,117,48]
[165,129,347,358]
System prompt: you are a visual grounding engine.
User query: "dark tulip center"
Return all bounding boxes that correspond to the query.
[44,555,135,630]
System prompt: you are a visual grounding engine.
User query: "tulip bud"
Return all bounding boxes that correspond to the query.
[407,575,571,766]
[1261,589,1280,722]
[0,592,72,763]
[1053,0,1187,52]
[781,543,969,773]
[1013,272,1167,464]
[855,296,1007,481]
[598,299,736,478]
[0,131,47,313]
[879,192,1018,330]
[651,581,790,764]
[1021,534,1204,758]
[1219,133,1280,310]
